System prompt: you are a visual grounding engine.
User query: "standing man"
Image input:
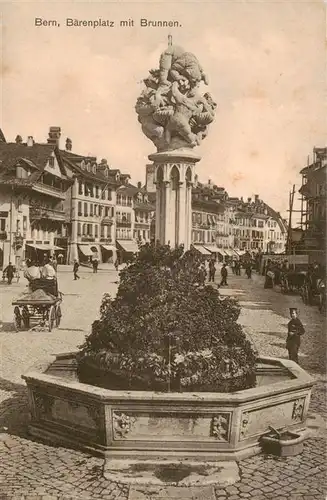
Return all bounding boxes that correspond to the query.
[92,257,99,273]
[246,262,252,279]
[286,308,305,363]
[3,262,15,285]
[73,259,80,280]
[220,263,228,286]
[208,259,216,282]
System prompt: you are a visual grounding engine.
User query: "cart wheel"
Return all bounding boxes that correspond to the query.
[22,306,30,329]
[48,305,56,332]
[55,305,62,327]
[13,306,21,331]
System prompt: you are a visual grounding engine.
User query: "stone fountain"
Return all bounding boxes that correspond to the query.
[22,39,314,487]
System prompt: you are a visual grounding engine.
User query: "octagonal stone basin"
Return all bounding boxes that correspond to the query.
[22,354,314,462]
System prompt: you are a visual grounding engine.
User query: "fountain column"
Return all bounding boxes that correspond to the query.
[149,150,200,250]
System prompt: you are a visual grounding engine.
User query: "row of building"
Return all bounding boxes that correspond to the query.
[0,126,288,268]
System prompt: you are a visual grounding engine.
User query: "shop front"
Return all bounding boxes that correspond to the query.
[25,243,64,265]
[100,243,116,263]
[191,244,212,260]
[116,240,139,264]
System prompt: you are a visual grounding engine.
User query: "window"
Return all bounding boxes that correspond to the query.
[95,186,99,198]
[78,182,83,195]
[77,223,81,236]
[0,219,6,231]
[84,203,88,217]
[108,190,112,201]
[81,160,85,170]
[90,204,93,217]
[127,196,132,207]
[117,195,122,206]
[48,156,55,168]
[95,225,98,237]
[82,223,87,235]
[92,164,97,174]
[78,202,82,216]
[87,224,93,236]
[23,216,27,231]
[99,205,103,217]
[105,207,110,217]
[86,163,91,172]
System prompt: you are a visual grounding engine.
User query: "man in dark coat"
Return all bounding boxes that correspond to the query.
[73,260,80,280]
[208,259,216,282]
[3,262,15,285]
[286,308,305,363]
[220,263,228,286]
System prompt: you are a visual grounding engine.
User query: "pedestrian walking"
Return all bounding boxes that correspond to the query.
[3,262,15,285]
[114,259,119,271]
[57,253,64,265]
[52,256,58,272]
[73,259,80,280]
[286,308,305,364]
[92,258,98,273]
[208,259,216,282]
[220,263,228,286]
[246,263,252,279]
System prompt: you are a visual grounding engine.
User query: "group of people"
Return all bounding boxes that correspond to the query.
[197,260,229,287]
[24,256,57,282]
[2,255,59,285]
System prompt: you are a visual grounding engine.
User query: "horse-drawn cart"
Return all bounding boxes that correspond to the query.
[280,270,306,294]
[12,279,62,332]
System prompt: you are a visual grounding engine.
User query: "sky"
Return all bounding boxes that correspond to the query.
[1,0,326,220]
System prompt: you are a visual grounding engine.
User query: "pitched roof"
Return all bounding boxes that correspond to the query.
[0,142,55,173]
[0,129,6,143]
[134,201,155,211]
[60,149,130,187]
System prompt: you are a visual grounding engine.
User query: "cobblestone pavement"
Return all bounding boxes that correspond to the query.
[0,267,326,499]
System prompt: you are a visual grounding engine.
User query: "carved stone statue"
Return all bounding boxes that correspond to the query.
[135,38,216,152]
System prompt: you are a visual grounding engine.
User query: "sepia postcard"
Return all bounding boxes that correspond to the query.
[0,1,326,499]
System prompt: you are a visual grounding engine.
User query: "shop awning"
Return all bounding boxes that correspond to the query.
[26,243,64,251]
[192,245,212,256]
[224,249,234,257]
[116,240,139,253]
[101,244,116,251]
[78,245,94,256]
[204,245,221,253]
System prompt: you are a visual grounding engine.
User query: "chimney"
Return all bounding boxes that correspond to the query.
[65,137,72,151]
[208,178,212,186]
[101,158,108,165]
[145,164,156,193]
[254,194,259,203]
[137,181,142,189]
[27,136,34,147]
[241,196,244,202]
[247,197,251,203]
[15,135,23,144]
[47,126,61,147]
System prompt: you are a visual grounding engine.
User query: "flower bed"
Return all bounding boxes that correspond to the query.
[77,243,256,393]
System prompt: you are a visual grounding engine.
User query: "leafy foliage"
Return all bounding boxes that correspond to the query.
[78,242,256,392]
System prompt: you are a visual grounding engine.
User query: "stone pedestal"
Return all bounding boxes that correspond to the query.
[148,149,201,250]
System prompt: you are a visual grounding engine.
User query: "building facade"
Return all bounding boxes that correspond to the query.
[299,147,326,257]
[0,128,72,267]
